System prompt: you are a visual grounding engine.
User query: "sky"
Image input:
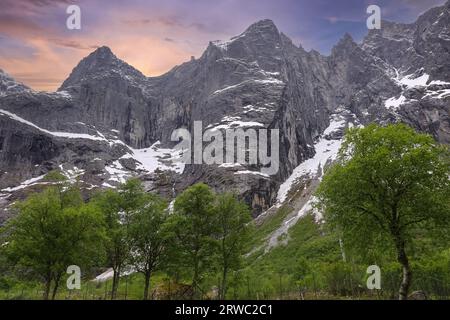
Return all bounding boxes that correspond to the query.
[0,0,446,91]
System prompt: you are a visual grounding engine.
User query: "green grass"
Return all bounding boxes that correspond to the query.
[0,272,167,300]
[245,205,292,253]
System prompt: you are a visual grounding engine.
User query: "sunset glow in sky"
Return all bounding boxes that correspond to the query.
[0,0,445,91]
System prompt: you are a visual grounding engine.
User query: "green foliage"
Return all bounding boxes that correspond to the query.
[215,193,252,299]
[91,178,150,299]
[315,123,450,299]
[316,123,450,255]
[42,170,68,182]
[127,192,169,299]
[1,138,448,301]
[165,183,218,297]
[1,186,105,299]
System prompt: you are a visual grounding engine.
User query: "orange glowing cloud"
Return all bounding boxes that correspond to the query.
[0,2,223,91]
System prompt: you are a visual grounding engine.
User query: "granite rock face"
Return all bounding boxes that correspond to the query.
[0,2,449,222]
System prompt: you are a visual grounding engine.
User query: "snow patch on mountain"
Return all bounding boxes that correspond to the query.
[234,170,270,178]
[266,196,319,250]
[58,165,85,182]
[276,115,345,204]
[105,161,130,184]
[0,109,107,141]
[219,163,242,168]
[397,73,430,88]
[124,142,185,174]
[212,78,283,96]
[385,95,407,110]
[385,69,450,110]
[208,120,264,131]
[1,175,47,192]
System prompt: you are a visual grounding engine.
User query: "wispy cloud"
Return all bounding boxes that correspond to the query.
[0,0,446,91]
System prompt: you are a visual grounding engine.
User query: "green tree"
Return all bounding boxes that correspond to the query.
[93,178,149,299]
[127,193,168,300]
[166,183,218,298]
[215,193,252,299]
[2,186,104,300]
[92,188,125,299]
[316,123,450,300]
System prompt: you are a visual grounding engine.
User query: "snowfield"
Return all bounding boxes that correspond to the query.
[0,109,186,192]
[276,115,345,204]
[1,175,47,192]
[0,109,107,141]
[385,70,450,110]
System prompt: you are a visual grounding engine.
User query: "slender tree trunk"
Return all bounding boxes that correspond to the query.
[43,277,51,300]
[220,265,228,300]
[395,238,412,300]
[111,266,121,300]
[143,271,151,300]
[111,270,117,300]
[51,274,62,300]
[192,256,199,299]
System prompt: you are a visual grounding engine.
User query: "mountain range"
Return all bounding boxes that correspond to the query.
[0,1,449,233]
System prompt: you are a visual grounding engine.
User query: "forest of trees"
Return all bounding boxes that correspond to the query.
[0,123,449,300]
[0,177,252,300]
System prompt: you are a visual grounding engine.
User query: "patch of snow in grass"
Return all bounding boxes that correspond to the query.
[93,267,134,282]
[267,196,318,249]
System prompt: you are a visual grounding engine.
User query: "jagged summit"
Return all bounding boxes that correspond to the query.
[75,45,118,70]
[92,45,114,57]
[340,32,355,43]
[83,46,117,65]
[207,18,285,72]
[243,19,279,36]
[59,45,145,91]
[211,19,281,49]
[330,32,358,56]
[0,68,29,95]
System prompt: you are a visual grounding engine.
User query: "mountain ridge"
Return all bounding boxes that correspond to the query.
[0,1,449,223]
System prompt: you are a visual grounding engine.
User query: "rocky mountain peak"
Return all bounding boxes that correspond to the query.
[339,32,355,45]
[59,46,145,91]
[208,19,284,72]
[243,19,279,36]
[415,1,450,35]
[73,46,117,71]
[366,20,414,40]
[0,69,29,95]
[87,46,116,64]
[331,32,358,57]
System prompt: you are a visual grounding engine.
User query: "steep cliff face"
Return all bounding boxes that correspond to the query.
[362,1,450,80]
[0,2,449,222]
[360,1,450,143]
